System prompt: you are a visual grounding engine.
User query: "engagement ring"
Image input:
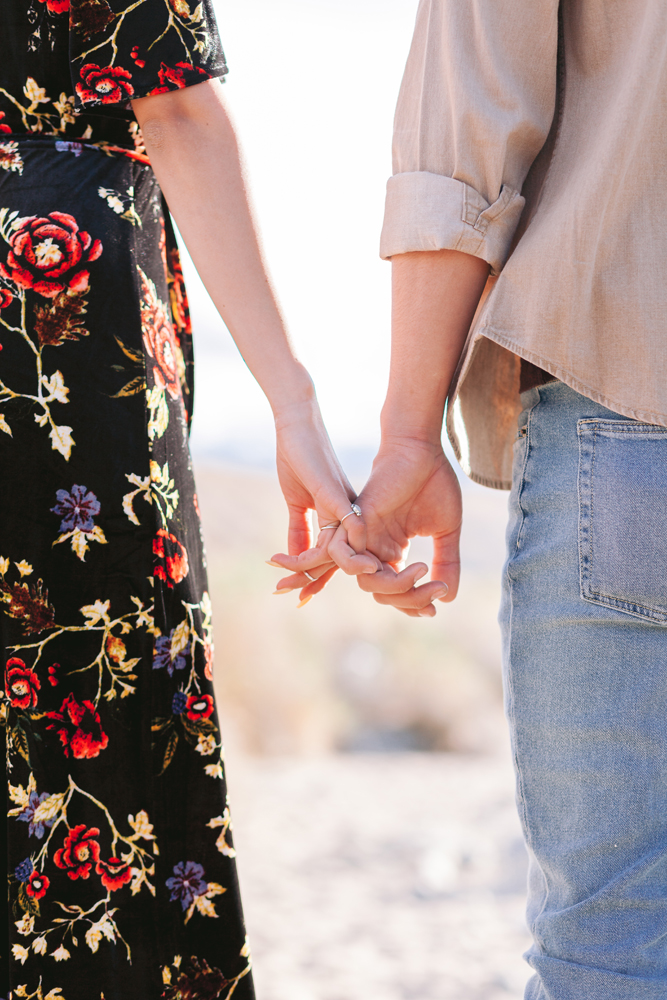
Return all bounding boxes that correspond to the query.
[340,503,362,523]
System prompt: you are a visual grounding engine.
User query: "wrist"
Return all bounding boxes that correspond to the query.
[379,379,447,446]
[380,407,444,450]
[376,434,444,465]
[265,363,317,421]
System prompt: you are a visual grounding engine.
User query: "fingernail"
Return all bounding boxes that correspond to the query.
[266,560,283,568]
[297,595,312,609]
[415,566,428,581]
[432,587,448,600]
[363,566,378,575]
[419,607,435,617]
[273,587,296,595]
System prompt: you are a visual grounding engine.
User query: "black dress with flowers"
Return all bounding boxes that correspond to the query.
[0,2,255,999]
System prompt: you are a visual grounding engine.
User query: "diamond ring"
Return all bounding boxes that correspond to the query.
[340,503,362,524]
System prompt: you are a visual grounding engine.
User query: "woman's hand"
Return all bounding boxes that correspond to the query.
[267,396,381,603]
[328,436,462,617]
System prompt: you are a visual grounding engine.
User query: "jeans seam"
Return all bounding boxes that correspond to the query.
[578,419,667,437]
[577,420,588,604]
[505,393,550,954]
[514,405,534,554]
[578,420,597,606]
[581,592,667,623]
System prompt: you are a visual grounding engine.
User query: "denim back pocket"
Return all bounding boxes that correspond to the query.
[578,419,667,623]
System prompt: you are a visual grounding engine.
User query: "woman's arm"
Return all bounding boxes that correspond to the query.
[131,79,378,586]
[132,78,311,424]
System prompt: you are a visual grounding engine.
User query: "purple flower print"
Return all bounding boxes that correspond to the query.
[15,857,33,882]
[172,690,187,715]
[153,630,190,677]
[18,790,56,839]
[165,861,208,911]
[51,485,100,533]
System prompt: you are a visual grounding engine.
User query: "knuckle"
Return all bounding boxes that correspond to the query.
[402,593,426,609]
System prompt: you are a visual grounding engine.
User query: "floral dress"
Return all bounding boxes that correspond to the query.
[0,2,254,998]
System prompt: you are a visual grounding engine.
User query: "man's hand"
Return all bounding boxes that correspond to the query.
[327,248,488,615]
[328,437,462,617]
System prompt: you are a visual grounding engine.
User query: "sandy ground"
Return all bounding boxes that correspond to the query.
[225,751,532,1000]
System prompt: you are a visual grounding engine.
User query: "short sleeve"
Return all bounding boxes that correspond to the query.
[68,0,228,112]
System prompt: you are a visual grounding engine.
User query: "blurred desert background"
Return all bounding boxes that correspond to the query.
[186,0,532,997]
[197,468,531,1000]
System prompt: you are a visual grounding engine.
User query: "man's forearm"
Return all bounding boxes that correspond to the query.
[381,250,490,446]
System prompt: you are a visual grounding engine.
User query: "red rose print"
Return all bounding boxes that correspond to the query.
[25,870,50,899]
[54,824,101,879]
[159,217,168,272]
[38,0,69,11]
[185,693,214,722]
[130,46,146,69]
[46,692,109,758]
[0,112,11,135]
[0,289,13,309]
[149,61,207,95]
[47,662,60,687]
[96,856,133,891]
[5,658,40,709]
[168,246,191,336]
[76,64,134,105]
[153,529,189,587]
[140,270,181,400]
[0,212,102,299]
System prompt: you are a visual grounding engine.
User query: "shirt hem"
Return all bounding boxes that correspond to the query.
[481,325,667,429]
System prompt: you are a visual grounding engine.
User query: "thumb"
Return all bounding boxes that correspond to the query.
[432,525,461,602]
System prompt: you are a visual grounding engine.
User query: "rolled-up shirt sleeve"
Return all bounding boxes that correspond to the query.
[380,0,559,274]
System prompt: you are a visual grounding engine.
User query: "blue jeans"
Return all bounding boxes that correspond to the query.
[500,381,667,999]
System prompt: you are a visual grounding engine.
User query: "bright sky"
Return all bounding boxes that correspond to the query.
[186,0,420,468]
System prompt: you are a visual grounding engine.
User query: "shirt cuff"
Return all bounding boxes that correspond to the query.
[380,171,525,275]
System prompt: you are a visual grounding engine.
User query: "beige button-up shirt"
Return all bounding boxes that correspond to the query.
[381,0,667,489]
